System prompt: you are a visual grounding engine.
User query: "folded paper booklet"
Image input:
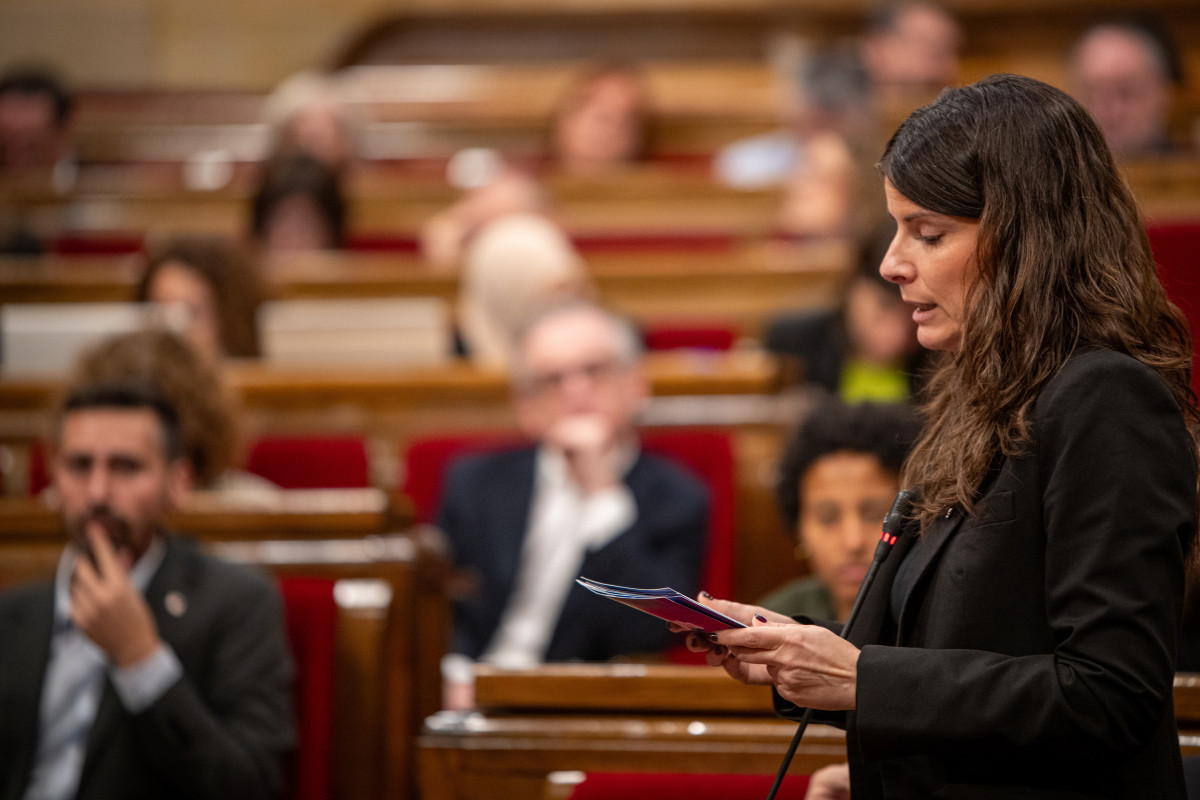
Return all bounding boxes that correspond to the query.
[576,577,746,633]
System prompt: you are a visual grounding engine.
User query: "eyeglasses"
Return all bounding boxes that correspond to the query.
[519,358,627,395]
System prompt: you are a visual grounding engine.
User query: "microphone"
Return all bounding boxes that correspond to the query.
[763,489,916,800]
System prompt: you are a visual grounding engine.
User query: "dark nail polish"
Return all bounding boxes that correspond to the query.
[701,591,713,600]
[707,633,719,642]
[713,645,727,656]
[754,614,768,623]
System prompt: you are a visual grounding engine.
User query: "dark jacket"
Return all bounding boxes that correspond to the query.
[438,446,709,662]
[780,349,1195,798]
[0,536,296,800]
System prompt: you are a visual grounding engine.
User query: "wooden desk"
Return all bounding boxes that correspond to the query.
[0,487,399,541]
[419,665,1200,800]
[0,239,848,338]
[2,165,786,239]
[419,664,840,800]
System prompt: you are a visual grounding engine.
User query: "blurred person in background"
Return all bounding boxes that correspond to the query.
[135,236,264,362]
[0,380,294,798]
[772,44,876,239]
[438,300,709,709]
[262,70,364,177]
[0,65,74,179]
[68,329,279,503]
[419,59,654,267]
[765,218,928,404]
[760,397,920,621]
[249,153,346,253]
[456,212,594,367]
[1069,13,1184,158]
[715,1,960,193]
[860,0,962,119]
[0,65,75,253]
[544,59,654,177]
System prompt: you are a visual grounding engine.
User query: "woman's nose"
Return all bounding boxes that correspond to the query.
[879,240,913,285]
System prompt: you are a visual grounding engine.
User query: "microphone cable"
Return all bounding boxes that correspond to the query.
[762,489,916,800]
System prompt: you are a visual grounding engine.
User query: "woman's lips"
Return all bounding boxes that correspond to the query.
[911,302,937,323]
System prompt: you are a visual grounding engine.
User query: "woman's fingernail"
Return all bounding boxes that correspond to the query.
[701,591,713,600]
[707,633,720,642]
[754,614,768,623]
[713,645,727,656]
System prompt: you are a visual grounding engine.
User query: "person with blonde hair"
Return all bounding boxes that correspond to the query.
[262,70,364,175]
[456,213,593,367]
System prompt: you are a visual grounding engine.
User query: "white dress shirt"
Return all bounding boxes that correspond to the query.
[480,444,637,668]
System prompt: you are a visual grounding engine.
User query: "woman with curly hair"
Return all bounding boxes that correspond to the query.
[68,329,276,500]
[135,236,264,362]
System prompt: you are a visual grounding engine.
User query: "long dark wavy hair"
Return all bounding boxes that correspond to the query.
[878,73,1199,529]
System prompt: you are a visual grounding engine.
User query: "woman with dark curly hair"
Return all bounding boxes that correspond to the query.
[762,398,920,622]
[67,329,276,500]
[135,236,263,362]
[690,74,1200,798]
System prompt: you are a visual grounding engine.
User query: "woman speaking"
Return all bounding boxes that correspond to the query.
[693,74,1200,798]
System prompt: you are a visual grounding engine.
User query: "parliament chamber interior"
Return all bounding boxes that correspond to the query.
[2,0,1200,798]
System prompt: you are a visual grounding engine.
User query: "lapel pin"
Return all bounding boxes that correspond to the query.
[164,591,187,617]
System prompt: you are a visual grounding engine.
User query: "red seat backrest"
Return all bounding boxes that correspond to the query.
[642,323,737,351]
[278,576,338,800]
[400,427,736,600]
[1149,221,1200,398]
[401,431,530,525]
[567,771,811,800]
[245,436,371,489]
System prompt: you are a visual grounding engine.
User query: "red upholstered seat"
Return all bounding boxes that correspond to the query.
[49,233,145,255]
[1149,221,1200,398]
[401,431,529,525]
[566,771,811,800]
[278,576,338,800]
[245,436,371,489]
[400,426,736,602]
[642,323,737,351]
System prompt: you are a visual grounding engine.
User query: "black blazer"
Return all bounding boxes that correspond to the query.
[437,446,710,662]
[0,537,295,800]
[781,349,1196,799]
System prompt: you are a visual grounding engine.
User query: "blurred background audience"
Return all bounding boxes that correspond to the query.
[262,70,365,177]
[544,59,654,176]
[66,328,279,502]
[135,236,264,362]
[766,219,928,403]
[1068,12,1184,158]
[418,59,654,266]
[250,153,347,253]
[0,65,74,180]
[438,300,709,708]
[456,212,594,367]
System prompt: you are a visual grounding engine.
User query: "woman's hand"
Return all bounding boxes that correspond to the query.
[668,594,798,685]
[716,616,860,711]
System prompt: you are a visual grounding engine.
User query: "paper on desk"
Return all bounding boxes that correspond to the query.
[576,577,746,633]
